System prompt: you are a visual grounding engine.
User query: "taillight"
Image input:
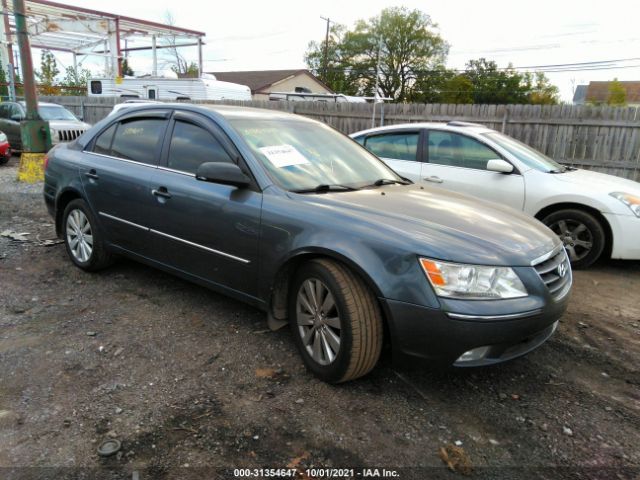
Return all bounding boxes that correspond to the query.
[44,154,50,170]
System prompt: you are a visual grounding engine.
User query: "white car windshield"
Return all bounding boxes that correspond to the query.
[38,106,78,122]
[231,118,403,191]
[484,132,566,173]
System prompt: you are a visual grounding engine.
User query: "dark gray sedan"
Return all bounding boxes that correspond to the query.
[44,104,571,383]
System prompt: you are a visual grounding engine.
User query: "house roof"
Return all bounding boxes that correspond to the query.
[586,81,640,104]
[206,69,333,94]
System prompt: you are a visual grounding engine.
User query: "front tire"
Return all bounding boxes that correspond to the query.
[542,208,606,269]
[289,259,383,383]
[62,199,113,271]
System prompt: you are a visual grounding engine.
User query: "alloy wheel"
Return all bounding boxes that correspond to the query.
[66,208,93,263]
[296,278,341,366]
[548,219,593,262]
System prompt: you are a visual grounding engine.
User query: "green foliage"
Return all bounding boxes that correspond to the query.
[121,58,134,77]
[439,74,474,104]
[0,67,8,99]
[305,24,361,95]
[35,50,60,87]
[464,58,530,104]
[528,72,560,105]
[607,78,627,106]
[305,11,560,104]
[60,65,93,95]
[305,7,448,101]
[171,62,199,78]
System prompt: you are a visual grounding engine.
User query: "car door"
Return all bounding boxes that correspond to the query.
[146,110,262,298]
[361,130,423,181]
[421,130,525,209]
[79,109,170,255]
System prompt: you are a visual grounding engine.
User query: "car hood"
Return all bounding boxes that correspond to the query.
[292,185,559,266]
[552,168,640,195]
[49,120,91,130]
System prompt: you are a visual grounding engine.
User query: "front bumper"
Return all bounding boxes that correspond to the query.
[603,212,640,260]
[382,290,569,367]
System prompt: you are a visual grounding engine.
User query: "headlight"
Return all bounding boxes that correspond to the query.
[610,192,640,217]
[420,258,528,299]
[0,132,6,142]
[49,128,58,140]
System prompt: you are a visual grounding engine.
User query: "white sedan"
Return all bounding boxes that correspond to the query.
[351,122,640,268]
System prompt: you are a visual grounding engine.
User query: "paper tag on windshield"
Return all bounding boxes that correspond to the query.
[259,144,310,168]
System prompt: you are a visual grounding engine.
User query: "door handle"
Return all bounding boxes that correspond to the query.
[85,169,99,180]
[152,187,172,199]
[424,176,443,184]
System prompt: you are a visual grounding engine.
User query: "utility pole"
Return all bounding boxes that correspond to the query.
[320,16,331,81]
[13,0,51,182]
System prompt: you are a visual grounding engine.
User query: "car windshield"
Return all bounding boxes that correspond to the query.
[230,118,402,191]
[38,105,78,121]
[483,132,566,173]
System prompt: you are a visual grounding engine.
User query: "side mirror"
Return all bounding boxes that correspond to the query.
[487,159,514,174]
[10,113,23,122]
[195,162,251,188]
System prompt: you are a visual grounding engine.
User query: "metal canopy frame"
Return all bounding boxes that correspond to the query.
[0,0,205,78]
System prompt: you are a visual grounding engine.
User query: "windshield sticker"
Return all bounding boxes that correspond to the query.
[259,144,310,168]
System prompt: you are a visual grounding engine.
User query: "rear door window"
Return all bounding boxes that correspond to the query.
[364,132,419,161]
[167,120,233,174]
[110,118,166,165]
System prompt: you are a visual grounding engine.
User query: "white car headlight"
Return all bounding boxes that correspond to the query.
[0,132,6,142]
[420,258,528,299]
[610,192,640,217]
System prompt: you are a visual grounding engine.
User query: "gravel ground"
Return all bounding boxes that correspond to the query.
[1,156,639,480]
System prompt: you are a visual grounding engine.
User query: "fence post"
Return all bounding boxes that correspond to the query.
[501,107,509,133]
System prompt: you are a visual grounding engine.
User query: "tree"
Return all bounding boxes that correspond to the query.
[305,24,361,95]
[528,72,560,105]
[121,58,134,77]
[305,7,449,101]
[0,67,8,99]
[607,78,627,106]
[60,65,93,95]
[464,58,531,104]
[161,11,199,77]
[36,50,60,94]
[440,74,474,104]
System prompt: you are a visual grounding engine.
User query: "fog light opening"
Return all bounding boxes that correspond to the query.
[456,346,491,363]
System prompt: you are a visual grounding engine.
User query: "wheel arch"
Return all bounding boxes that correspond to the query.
[534,202,613,258]
[268,248,386,325]
[54,187,84,237]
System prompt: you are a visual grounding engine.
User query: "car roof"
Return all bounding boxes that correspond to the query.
[351,122,496,136]
[17,101,66,107]
[114,103,317,123]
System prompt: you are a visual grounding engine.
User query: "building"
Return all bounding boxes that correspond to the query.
[584,81,640,106]
[206,69,333,100]
[572,85,588,105]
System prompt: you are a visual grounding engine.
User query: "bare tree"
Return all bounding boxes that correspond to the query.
[160,11,199,77]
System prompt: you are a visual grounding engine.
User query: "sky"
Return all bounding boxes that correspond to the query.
[39,0,640,101]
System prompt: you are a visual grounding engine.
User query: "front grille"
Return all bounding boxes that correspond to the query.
[58,129,85,142]
[533,247,572,300]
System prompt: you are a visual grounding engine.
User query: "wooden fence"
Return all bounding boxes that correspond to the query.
[44,96,640,181]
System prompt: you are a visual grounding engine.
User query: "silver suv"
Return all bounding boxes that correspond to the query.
[0,101,91,150]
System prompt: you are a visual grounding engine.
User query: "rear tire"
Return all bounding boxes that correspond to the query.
[289,258,383,383]
[542,208,606,269]
[62,199,114,271]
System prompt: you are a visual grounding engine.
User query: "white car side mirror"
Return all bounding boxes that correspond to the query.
[487,159,514,174]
